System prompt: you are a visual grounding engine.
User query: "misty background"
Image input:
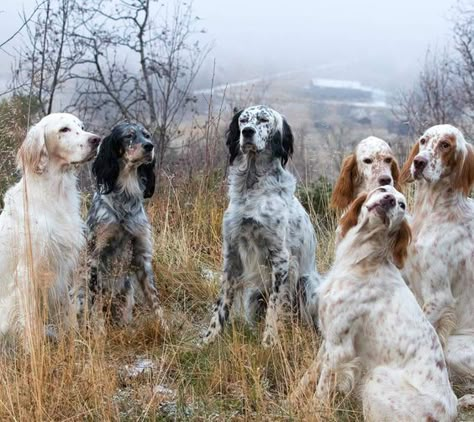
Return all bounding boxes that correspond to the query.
[0,0,457,91]
[0,0,471,185]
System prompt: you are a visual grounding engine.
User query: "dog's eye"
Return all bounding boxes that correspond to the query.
[363,158,373,164]
[239,118,249,124]
[420,138,426,145]
[258,116,269,123]
[60,127,70,133]
[440,141,450,149]
[143,132,151,139]
[379,187,387,192]
[399,202,406,210]
[384,157,392,164]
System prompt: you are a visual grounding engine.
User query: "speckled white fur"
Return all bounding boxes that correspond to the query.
[354,136,395,194]
[202,106,320,347]
[332,136,400,245]
[301,186,457,422]
[402,124,474,406]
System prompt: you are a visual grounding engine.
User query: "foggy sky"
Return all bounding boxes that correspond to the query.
[0,0,457,90]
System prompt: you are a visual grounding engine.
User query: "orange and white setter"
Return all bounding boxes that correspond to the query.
[400,124,474,407]
[331,136,401,211]
[330,136,401,245]
[295,186,457,421]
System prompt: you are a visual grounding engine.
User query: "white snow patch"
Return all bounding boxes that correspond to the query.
[153,385,176,397]
[123,358,155,377]
[201,267,220,283]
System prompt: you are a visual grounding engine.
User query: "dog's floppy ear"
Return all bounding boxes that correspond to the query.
[138,157,156,199]
[392,219,412,269]
[271,117,294,167]
[399,142,420,184]
[17,123,49,174]
[338,192,367,238]
[92,132,122,194]
[226,110,243,165]
[331,154,358,210]
[391,159,402,192]
[453,143,474,196]
[280,118,295,166]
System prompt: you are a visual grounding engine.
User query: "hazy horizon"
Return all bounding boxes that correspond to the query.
[0,0,458,93]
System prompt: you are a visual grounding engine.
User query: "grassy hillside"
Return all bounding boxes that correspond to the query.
[0,95,471,421]
[0,173,365,421]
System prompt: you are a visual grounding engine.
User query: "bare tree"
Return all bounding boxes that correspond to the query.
[0,2,44,50]
[70,0,209,169]
[394,50,459,137]
[452,1,474,124]
[395,3,474,139]
[13,0,82,115]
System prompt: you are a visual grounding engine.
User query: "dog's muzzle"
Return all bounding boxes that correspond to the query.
[413,156,428,179]
[241,126,258,152]
[379,194,396,210]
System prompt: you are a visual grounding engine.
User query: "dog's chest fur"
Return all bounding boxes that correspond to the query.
[88,192,149,274]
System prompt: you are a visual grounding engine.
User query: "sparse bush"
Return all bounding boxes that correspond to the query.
[0,95,40,206]
[297,176,334,226]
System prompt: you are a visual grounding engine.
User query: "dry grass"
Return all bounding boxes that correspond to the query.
[0,170,366,421]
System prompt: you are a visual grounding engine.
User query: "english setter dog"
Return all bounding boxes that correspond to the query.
[400,124,474,407]
[86,122,164,326]
[295,186,457,422]
[331,136,401,210]
[0,113,100,345]
[330,136,401,245]
[202,105,320,348]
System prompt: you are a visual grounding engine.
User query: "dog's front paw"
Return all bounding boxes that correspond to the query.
[200,327,219,347]
[459,394,474,408]
[262,327,278,348]
[154,306,169,333]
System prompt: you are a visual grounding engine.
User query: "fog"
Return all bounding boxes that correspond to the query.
[0,0,457,91]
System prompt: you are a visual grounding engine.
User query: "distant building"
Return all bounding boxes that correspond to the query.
[310,78,387,107]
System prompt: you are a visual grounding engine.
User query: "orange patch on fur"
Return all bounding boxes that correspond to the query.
[392,219,412,269]
[391,159,401,191]
[400,142,420,184]
[453,143,474,195]
[331,154,359,210]
[338,193,368,237]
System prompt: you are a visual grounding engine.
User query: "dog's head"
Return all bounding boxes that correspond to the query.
[339,185,411,268]
[17,113,100,174]
[226,105,294,166]
[92,122,156,198]
[331,137,400,210]
[400,124,474,195]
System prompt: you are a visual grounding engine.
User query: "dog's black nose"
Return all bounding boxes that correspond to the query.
[143,142,154,152]
[378,175,392,186]
[242,127,256,138]
[88,136,101,146]
[413,156,427,171]
[380,194,396,209]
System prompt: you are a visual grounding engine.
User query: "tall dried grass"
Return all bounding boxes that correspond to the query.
[0,164,365,420]
[0,91,365,420]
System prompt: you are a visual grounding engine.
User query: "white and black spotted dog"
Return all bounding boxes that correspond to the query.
[202,105,320,347]
[86,122,165,326]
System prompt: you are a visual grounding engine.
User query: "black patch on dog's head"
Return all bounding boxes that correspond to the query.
[92,127,123,195]
[226,109,243,165]
[271,117,294,167]
[93,122,156,197]
[138,158,156,198]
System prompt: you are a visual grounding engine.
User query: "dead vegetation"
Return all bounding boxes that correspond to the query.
[0,158,363,421]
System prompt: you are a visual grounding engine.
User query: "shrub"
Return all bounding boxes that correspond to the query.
[0,95,41,206]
